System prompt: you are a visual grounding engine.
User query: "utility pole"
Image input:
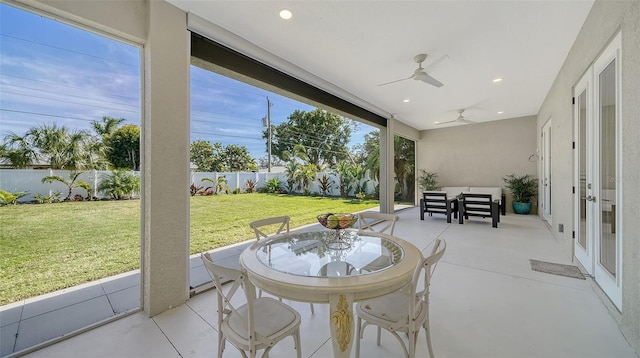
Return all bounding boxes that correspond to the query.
[262,97,273,172]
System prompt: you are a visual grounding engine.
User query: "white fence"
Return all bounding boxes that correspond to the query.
[0,169,378,202]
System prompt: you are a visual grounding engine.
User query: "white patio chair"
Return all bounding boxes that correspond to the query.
[249,216,315,314]
[357,212,400,273]
[201,252,302,358]
[249,215,290,240]
[355,239,446,358]
[357,212,399,235]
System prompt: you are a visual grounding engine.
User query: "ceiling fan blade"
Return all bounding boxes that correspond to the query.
[435,119,458,125]
[424,54,449,73]
[378,75,413,87]
[460,119,476,124]
[417,73,444,88]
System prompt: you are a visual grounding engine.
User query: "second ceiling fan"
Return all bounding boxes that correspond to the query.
[436,109,476,125]
[379,53,449,88]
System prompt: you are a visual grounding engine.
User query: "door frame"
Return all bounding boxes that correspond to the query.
[573,32,622,310]
[574,69,592,272]
[541,119,552,224]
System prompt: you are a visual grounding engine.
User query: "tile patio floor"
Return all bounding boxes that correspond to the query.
[2,207,637,357]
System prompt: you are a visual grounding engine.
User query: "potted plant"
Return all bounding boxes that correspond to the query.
[417,170,439,191]
[502,173,538,214]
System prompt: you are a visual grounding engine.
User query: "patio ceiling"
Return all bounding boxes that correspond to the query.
[168,1,594,131]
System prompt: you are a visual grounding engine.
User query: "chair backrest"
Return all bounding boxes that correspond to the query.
[409,240,446,320]
[201,252,266,349]
[422,191,452,212]
[358,212,399,235]
[250,216,290,240]
[462,193,493,216]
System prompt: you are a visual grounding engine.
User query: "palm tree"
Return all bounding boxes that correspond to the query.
[284,161,301,193]
[295,163,318,195]
[92,116,125,137]
[22,124,93,170]
[334,160,355,198]
[1,132,39,168]
[98,170,140,200]
[41,171,91,201]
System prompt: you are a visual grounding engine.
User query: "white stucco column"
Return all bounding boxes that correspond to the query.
[142,1,190,316]
[379,117,395,214]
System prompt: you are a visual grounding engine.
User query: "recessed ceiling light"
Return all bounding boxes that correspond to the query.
[497,111,504,114]
[403,99,410,103]
[434,121,440,124]
[492,78,503,83]
[279,9,293,20]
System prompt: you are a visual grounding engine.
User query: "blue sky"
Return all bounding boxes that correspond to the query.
[0,3,375,162]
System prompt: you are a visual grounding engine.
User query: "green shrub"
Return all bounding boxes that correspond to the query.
[98,170,140,200]
[260,177,282,193]
[0,190,28,206]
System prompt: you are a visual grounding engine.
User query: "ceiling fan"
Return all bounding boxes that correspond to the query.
[378,53,449,88]
[436,109,476,125]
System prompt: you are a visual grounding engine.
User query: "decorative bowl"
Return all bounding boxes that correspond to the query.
[317,213,358,230]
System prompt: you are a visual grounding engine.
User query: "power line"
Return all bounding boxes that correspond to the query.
[0,33,137,67]
[0,90,139,114]
[1,83,139,109]
[0,73,139,101]
[0,108,134,124]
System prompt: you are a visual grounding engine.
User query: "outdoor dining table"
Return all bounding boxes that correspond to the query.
[239,228,423,358]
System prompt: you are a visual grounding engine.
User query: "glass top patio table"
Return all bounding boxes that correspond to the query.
[254,229,405,278]
[240,229,422,358]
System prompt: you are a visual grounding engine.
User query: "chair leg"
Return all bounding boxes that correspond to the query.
[309,303,315,314]
[425,321,435,358]
[376,327,381,346]
[218,332,225,358]
[409,330,416,358]
[294,328,302,358]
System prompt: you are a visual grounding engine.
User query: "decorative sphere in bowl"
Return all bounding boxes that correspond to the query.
[317,213,358,229]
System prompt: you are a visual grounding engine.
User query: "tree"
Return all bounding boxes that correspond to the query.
[2,124,94,169]
[90,116,125,170]
[41,171,91,201]
[266,108,355,168]
[394,135,415,202]
[295,163,318,195]
[0,138,35,168]
[92,116,125,137]
[359,130,380,182]
[105,125,140,170]
[190,140,223,172]
[257,155,284,169]
[284,161,301,193]
[221,144,257,172]
[334,160,356,198]
[190,140,257,172]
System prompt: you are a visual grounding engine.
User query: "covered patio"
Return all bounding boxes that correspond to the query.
[18,208,636,357]
[1,0,639,355]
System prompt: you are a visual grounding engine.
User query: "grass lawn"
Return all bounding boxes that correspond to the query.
[0,194,378,305]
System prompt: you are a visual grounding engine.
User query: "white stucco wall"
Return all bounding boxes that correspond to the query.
[537,0,640,351]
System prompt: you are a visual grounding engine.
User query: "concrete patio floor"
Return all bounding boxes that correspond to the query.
[2,207,637,357]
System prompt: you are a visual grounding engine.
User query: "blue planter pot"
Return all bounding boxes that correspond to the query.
[512,201,532,215]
